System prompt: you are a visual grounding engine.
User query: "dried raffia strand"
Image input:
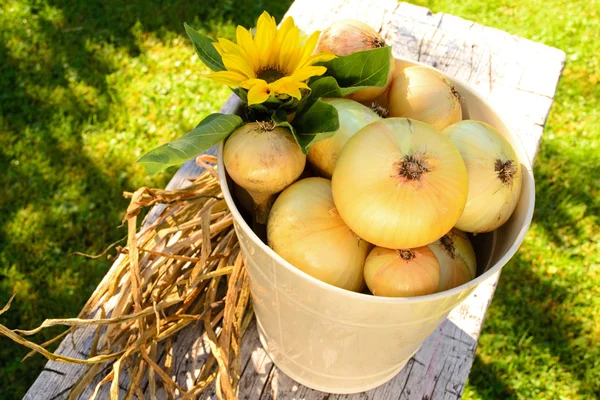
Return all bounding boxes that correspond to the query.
[0,162,252,399]
[203,257,237,400]
[14,299,182,336]
[110,356,124,399]
[231,272,251,388]
[165,336,176,400]
[89,306,106,358]
[141,348,187,395]
[67,364,106,400]
[22,328,71,361]
[125,191,144,314]
[219,253,247,392]
[88,370,115,400]
[148,342,158,400]
[125,358,146,400]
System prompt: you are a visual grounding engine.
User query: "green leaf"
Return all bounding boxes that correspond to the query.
[319,46,392,96]
[184,23,225,72]
[271,110,297,140]
[308,76,344,99]
[292,99,339,153]
[137,113,243,175]
[297,76,343,115]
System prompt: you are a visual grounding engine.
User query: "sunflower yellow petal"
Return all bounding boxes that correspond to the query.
[212,42,225,57]
[297,52,337,71]
[255,11,278,64]
[208,70,247,86]
[291,65,328,82]
[215,38,243,55]
[221,56,255,80]
[277,24,301,72]
[246,80,272,105]
[236,26,259,69]
[310,52,337,63]
[240,78,268,90]
[270,77,304,100]
[301,30,321,55]
[216,38,256,79]
[292,31,320,70]
[272,17,295,65]
[296,31,335,69]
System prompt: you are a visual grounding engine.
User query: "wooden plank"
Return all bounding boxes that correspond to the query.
[25,1,565,399]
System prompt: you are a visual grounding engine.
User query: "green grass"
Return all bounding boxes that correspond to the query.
[0,0,597,398]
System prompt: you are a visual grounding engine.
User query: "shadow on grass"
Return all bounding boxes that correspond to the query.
[467,138,600,398]
[0,0,293,398]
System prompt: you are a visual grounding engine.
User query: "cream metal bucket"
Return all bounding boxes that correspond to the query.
[217,59,535,394]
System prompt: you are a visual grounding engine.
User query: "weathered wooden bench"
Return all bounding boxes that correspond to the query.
[25,0,565,398]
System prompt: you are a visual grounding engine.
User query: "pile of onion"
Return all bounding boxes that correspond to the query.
[222,19,526,300]
[317,19,395,102]
[267,177,369,291]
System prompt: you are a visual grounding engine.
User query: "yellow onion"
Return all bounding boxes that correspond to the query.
[443,121,523,233]
[332,118,468,249]
[388,66,462,131]
[224,122,305,224]
[317,19,395,102]
[428,228,477,292]
[307,98,381,178]
[267,177,369,291]
[364,246,440,297]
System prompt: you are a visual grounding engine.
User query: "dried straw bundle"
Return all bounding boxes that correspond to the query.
[0,156,252,399]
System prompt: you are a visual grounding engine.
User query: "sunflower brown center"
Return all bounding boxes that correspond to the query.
[257,66,285,83]
[495,159,517,185]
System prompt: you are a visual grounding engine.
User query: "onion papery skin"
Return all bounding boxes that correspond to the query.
[224,122,306,224]
[267,177,369,292]
[307,98,381,178]
[332,118,468,249]
[388,66,462,131]
[364,246,440,297]
[428,228,477,292]
[317,19,395,102]
[443,121,523,233]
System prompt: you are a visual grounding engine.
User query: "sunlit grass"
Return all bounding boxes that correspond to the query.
[0,0,598,398]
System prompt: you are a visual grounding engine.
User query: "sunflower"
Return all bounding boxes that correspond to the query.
[208,12,336,105]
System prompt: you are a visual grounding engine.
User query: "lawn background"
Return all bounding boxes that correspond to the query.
[0,0,598,398]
